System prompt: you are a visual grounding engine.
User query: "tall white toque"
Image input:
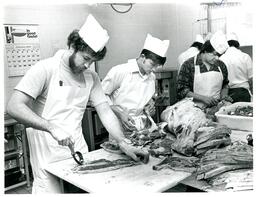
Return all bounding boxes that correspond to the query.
[204,32,213,41]
[195,34,204,44]
[79,14,109,52]
[143,34,170,57]
[227,32,239,41]
[210,30,229,54]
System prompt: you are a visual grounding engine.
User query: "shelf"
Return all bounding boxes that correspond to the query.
[5,151,20,160]
[4,121,31,190]
[5,181,27,192]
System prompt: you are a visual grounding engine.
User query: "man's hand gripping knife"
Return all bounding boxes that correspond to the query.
[48,122,74,147]
[118,138,150,164]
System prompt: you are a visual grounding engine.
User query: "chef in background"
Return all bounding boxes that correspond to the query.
[101,34,169,136]
[177,31,230,109]
[204,32,213,41]
[220,32,253,102]
[7,14,149,194]
[177,34,204,73]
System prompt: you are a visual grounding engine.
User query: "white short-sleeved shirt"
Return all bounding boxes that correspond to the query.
[220,47,253,89]
[101,59,155,114]
[15,50,107,116]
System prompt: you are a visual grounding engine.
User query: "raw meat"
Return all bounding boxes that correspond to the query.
[129,122,168,147]
[204,100,232,121]
[153,156,199,173]
[197,141,253,180]
[148,136,175,157]
[72,158,139,174]
[100,141,122,154]
[161,98,208,135]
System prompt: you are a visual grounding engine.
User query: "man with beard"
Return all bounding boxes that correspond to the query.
[7,14,149,194]
[177,31,230,109]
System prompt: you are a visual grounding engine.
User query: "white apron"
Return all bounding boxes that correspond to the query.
[26,53,89,193]
[193,56,223,108]
[111,72,155,116]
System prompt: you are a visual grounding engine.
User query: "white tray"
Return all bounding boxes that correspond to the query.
[215,102,253,131]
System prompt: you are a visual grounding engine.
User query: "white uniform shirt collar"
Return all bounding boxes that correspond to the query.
[127,59,154,80]
[54,49,66,60]
[54,50,74,74]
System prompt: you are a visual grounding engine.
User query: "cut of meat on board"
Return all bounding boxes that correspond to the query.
[149,137,174,157]
[100,141,122,154]
[197,141,253,180]
[152,156,199,173]
[72,159,140,174]
[129,122,168,147]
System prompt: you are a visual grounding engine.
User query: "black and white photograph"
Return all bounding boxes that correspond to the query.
[2,0,254,194]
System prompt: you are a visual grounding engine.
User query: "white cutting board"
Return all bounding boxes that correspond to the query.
[45,149,191,193]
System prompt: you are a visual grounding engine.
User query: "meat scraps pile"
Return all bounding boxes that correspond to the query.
[197,141,253,180]
[156,98,253,189]
[161,98,233,156]
[96,98,253,190]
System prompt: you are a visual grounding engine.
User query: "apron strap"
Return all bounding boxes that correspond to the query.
[194,55,200,75]
[193,55,197,66]
[217,65,223,77]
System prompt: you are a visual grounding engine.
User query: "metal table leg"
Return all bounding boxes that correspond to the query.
[21,128,31,187]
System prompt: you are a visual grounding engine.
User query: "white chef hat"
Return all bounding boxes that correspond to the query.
[79,14,109,52]
[143,34,170,57]
[204,32,213,41]
[195,34,204,44]
[227,32,239,41]
[210,31,229,54]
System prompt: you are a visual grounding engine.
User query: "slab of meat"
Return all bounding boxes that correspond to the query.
[194,123,232,156]
[197,141,253,180]
[194,123,231,146]
[129,122,168,147]
[153,156,199,173]
[72,158,139,174]
[171,127,195,156]
[204,100,232,121]
[161,98,208,135]
[100,141,122,154]
[171,122,232,156]
[148,136,175,157]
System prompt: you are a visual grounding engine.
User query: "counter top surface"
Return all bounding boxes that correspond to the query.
[45,129,252,193]
[45,149,191,193]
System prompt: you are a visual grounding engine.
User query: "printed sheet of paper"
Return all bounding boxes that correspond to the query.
[4,24,41,77]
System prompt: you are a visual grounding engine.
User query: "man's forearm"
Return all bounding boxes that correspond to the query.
[7,101,52,133]
[110,105,123,119]
[249,77,253,94]
[186,91,205,102]
[220,85,229,99]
